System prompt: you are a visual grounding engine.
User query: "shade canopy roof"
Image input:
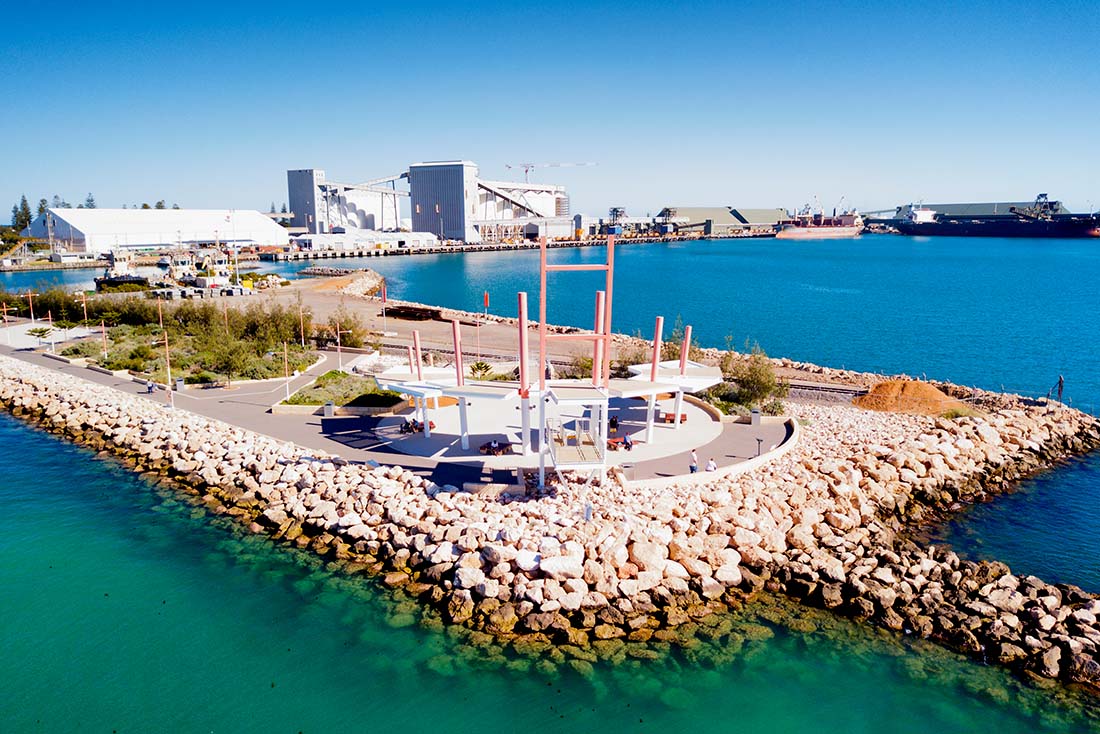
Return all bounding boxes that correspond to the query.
[626,360,723,393]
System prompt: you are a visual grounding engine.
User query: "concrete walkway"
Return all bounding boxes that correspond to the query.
[0,333,787,487]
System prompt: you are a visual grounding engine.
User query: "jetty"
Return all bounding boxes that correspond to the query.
[1,343,1099,691]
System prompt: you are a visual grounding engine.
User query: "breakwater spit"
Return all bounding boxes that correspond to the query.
[1,353,1099,694]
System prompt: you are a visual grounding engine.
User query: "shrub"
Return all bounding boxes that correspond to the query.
[762,399,786,416]
[468,361,492,379]
[729,343,788,408]
[185,371,220,385]
[941,406,980,419]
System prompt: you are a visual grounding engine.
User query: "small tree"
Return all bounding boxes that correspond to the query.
[468,360,492,379]
[27,326,53,346]
[730,342,788,408]
[210,340,251,388]
[154,200,166,210]
[84,193,96,209]
[37,198,48,215]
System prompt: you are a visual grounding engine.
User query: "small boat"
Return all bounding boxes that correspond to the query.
[156,256,172,267]
[777,202,864,240]
[94,251,150,292]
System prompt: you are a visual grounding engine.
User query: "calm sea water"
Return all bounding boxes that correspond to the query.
[2,413,1097,733]
[3,236,1100,728]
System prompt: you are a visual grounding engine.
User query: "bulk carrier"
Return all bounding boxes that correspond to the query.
[894,194,1100,238]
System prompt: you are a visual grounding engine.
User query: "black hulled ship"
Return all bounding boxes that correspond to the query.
[894,194,1100,238]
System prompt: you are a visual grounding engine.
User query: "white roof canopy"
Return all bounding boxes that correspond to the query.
[626,360,723,393]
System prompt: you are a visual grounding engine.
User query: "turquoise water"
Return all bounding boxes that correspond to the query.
[2,413,1098,732]
[4,237,1100,728]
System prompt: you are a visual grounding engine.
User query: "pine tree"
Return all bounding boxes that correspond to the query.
[172,203,180,210]
[84,193,96,209]
[37,198,48,215]
[51,194,62,209]
[11,205,18,227]
[270,202,276,213]
[154,200,166,209]
[17,195,33,230]
[280,203,287,214]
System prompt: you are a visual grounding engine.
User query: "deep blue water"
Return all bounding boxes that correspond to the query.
[3,235,1100,726]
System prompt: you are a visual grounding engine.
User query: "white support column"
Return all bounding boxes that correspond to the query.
[673,390,684,430]
[645,394,656,443]
[459,397,469,450]
[520,396,532,455]
[538,397,547,488]
[422,397,432,439]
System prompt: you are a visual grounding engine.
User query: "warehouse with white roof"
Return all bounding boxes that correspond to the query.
[22,208,290,255]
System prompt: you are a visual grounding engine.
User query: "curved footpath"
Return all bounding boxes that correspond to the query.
[2,353,1100,691]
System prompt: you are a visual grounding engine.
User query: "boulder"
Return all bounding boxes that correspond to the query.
[541,555,584,580]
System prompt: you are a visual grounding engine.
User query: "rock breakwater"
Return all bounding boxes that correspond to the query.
[1,353,1099,690]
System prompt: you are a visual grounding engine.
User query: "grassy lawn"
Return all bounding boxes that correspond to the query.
[284,370,403,408]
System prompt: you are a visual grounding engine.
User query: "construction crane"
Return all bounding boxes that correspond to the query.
[505,162,597,184]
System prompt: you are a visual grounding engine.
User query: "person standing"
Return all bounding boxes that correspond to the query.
[689,449,698,473]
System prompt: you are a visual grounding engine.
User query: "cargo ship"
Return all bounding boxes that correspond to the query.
[776,204,864,240]
[894,194,1100,238]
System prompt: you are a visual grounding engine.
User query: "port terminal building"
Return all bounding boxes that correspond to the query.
[22,208,291,255]
[655,206,788,236]
[289,160,569,244]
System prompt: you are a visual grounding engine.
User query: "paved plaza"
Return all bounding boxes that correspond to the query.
[0,322,790,487]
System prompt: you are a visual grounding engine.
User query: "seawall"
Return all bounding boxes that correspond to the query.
[1,353,1099,690]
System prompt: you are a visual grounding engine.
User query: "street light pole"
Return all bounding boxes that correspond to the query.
[1,302,11,345]
[335,320,351,371]
[164,330,174,408]
[21,292,39,323]
[283,341,291,402]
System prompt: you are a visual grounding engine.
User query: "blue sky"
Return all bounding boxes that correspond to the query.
[3,1,1099,216]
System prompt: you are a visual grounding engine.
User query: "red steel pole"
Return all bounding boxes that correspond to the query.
[601,235,615,388]
[451,319,465,387]
[517,292,529,397]
[412,330,423,381]
[538,237,547,392]
[679,325,692,375]
[650,315,664,382]
[592,291,605,386]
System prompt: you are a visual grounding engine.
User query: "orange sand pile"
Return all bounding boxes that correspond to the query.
[853,380,970,415]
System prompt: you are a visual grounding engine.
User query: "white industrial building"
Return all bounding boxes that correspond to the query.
[289,161,570,244]
[408,161,569,243]
[292,230,438,251]
[22,208,290,255]
[287,169,405,235]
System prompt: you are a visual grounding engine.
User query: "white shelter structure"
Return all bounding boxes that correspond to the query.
[23,209,290,255]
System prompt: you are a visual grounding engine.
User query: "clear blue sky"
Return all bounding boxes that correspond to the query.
[3,0,1099,216]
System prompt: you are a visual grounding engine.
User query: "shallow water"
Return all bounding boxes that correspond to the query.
[2,413,1098,732]
[4,236,1100,729]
